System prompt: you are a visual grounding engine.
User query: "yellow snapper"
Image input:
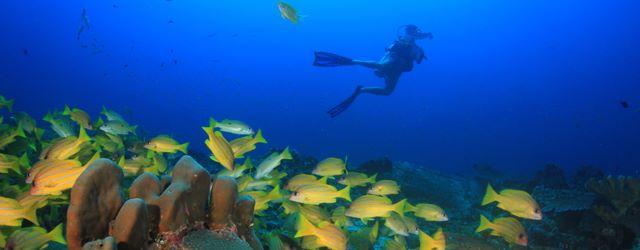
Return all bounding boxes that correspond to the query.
[100,106,126,122]
[286,174,327,191]
[298,204,331,225]
[345,195,406,219]
[0,196,39,226]
[17,192,50,210]
[242,185,282,212]
[5,224,66,249]
[312,157,347,177]
[368,180,400,196]
[419,228,446,250]
[413,203,448,222]
[210,117,254,135]
[0,124,25,150]
[277,1,300,24]
[331,206,351,228]
[289,184,350,205]
[482,183,542,220]
[150,153,168,173]
[0,152,28,175]
[203,125,235,171]
[229,129,267,158]
[43,112,75,138]
[118,155,153,177]
[0,95,14,111]
[384,235,407,250]
[401,215,419,235]
[63,105,92,129]
[338,172,376,187]
[254,147,292,179]
[42,127,91,160]
[385,211,409,236]
[94,134,124,153]
[27,159,82,184]
[144,135,189,154]
[12,112,37,135]
[476,215,528,246]
[218,157,252,178]
[295,213,347,250]
[100,120,137,135]
[30,153,100,196]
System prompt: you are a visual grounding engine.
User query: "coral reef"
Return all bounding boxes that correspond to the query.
[528,164,568,189]
[357,157,393,176]
[532,186,595,213]
[67,156,261,250]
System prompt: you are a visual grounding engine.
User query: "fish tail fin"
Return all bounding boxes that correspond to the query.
[15,124,26,138]
[391,199,407,216]
[118,155,126,166]
[209,117,217,128]
[93,117,104,128]
[481,183,499,206]
[317,176,328,184]
[48,223,67,245]
[43,112,53,123]
[35,128,45,141]
[254,129,267,144]
[101,106,107,115]
[368,173,378,184]
[476,215,492,233]
[78,126,91,142]
[267,185,282,201]
[62,105,72,115]
[7,99,14,112]
[23,202,39,226]
[419,229,435,247]
[337,185,351,202]
[433,228,445,242]
[179,142,189,154]
[294,213,316,238]
[130,125,138,135]
[16,152,29,172]
[281,147,292,160]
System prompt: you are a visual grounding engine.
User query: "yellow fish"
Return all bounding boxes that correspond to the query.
[229,129,267,158]
[203,124,235,171]
[0,95,14,112]
[384,235,407,250]
[30,153,99,195]
[338,172,376,187]
[313,157,346,177]
[144,135,189,154]
[295,213,347,250]
[368,180,400,196]
[0,196,39,226]
[385,211,409,236]
[43,112,75,138]
[254,147,292,179]
[331,206,352,229]
[218,157,252,178]
[0,124,25,150]
[476,215,528,246]
[100,106,126,122]
[348,220,379,250]
[5,224,66,249]
[43,127,91,160]
[242,185,282,213]
[27,159,82,184]
[277,1,300,24]
[94,134,123,154]
[118,155,152,177]
[100,120,137,135]
[419,228,446,250]
[289,184,350,205]
[412,203,448,222]
[150,153,168,174]
[210,117,254,135]
[345,195,406,219]
[286,174,328,191]
[17,192,50,210]
[401,215,419,235]
[482,183,542,220]
[63,105,92,129]
[0,152,28,175]
[298,204,331,225]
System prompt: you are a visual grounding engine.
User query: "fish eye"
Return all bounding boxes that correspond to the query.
[535,208,540,214]
[518,233,524,239]
[31,181,36,187]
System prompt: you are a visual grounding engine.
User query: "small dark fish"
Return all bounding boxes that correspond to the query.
[620,101,629,109]
[112,4,118,8]
[170,49,174,53]
[168,20,174,24]
[123,64,128,68]
[21,49,29,56]
[172,59,178,64]
[160,62,165,67]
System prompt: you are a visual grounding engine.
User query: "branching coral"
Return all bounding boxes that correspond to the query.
[586,176,640,216]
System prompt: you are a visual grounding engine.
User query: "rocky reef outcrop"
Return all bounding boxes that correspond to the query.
[66,156,262,250]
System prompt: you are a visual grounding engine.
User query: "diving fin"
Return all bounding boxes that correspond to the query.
[313,51,354,67]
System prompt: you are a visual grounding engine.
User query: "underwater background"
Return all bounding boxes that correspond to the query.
[1,0,640,176]
[2,0,640,250]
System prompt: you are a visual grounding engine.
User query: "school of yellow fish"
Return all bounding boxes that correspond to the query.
[0,94,544,249]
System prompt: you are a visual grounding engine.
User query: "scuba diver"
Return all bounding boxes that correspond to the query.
[313,25,433,118]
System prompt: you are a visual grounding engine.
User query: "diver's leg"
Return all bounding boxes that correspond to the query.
[352,60,383,70]
[358,73,400,96]
[327,86,363,118]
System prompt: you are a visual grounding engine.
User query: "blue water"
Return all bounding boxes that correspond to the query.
[1,0,639,176]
